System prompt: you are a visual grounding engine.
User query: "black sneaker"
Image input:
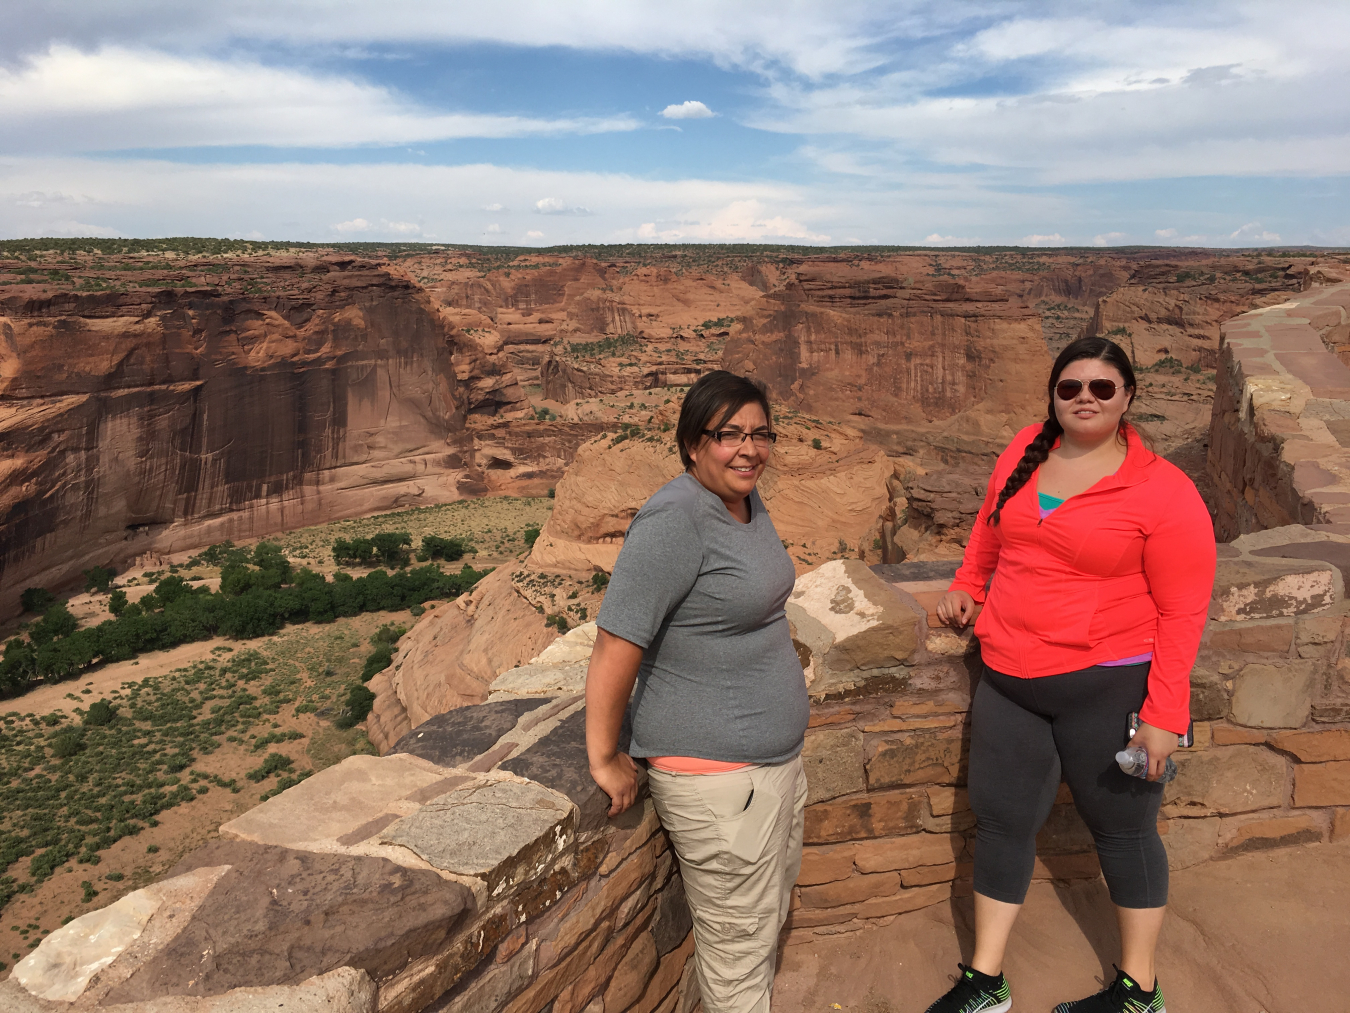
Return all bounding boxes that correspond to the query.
[1052,966,1166,1013]
[923,964,1012,1013]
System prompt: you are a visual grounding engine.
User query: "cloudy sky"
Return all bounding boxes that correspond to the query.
[2,1,1347,247]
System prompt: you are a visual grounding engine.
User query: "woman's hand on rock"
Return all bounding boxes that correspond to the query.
[936,591,977,629]
[1133,722,1179,781]
[591,751,641,816]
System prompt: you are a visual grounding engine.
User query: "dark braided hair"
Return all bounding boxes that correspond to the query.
[988,336,1137,525]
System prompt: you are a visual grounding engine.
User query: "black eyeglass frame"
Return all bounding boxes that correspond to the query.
[700,428,779,447]
[1054,378,1127,402]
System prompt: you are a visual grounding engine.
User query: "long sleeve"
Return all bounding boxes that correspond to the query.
[1137,479,1217,734]
[949,461,1005,603]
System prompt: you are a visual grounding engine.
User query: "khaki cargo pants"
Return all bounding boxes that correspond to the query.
[647,756,807,1013]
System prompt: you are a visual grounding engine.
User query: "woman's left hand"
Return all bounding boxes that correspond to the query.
[1133,721,1178,781]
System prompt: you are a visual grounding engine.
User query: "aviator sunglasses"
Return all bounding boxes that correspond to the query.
[1055,378,1124,401]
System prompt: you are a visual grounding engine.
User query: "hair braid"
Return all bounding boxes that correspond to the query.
[988,414,1062,525]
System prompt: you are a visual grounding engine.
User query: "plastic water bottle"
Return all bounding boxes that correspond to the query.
[1115,745,1178,783]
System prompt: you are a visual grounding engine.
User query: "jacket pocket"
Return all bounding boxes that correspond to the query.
[1026,580,1099,648]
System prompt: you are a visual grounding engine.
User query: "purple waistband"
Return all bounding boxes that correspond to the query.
[1100,652,1153,667]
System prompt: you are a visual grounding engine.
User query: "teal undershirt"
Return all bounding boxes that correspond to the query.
[1038,491,1067,514]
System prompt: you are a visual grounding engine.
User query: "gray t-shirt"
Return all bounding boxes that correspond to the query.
[596,472,809,764]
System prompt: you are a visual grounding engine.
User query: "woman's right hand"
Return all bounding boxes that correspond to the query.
[936,590,977,629]
[590,751,641,817]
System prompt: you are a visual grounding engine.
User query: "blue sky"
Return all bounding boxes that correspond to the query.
[2,1,1347,247]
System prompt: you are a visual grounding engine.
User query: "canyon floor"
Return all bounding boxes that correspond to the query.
[776,838,1350,1013]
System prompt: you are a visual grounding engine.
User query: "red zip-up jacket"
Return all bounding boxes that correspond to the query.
[949,423,1215,734]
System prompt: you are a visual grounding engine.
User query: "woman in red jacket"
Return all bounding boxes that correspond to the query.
[922,337,1215,1013]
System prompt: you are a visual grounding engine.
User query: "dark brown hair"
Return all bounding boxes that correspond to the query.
[988,337,1138,525]
[675,371,772,470]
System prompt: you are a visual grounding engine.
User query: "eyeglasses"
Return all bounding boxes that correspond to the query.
[702,429,778,448]
[1055,378,1124,401]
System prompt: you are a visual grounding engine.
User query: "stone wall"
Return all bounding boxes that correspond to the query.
[1208,282,1350,540]
[8,528,1349,1013]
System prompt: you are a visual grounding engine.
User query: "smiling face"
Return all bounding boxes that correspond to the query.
[686,401,771,511]
[1053,357,1133,442]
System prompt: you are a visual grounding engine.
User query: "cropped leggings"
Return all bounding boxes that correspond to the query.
[968,663,1168,909]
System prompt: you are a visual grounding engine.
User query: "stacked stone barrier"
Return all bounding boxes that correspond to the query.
[7,527,1348,1013]
[1208,281,1350,540]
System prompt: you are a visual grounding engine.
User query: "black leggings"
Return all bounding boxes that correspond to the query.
[968,663,1168,909]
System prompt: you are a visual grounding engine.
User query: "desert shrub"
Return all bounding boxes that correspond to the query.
[82,567,116,594]
[20,588,57,614]
[336,685,376,729]
[523,526,541,549]
[50,728,85,758]
[245,752,293,783]
[83,700,117,727]
[590,572,609,592]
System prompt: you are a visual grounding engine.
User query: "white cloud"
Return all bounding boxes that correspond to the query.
[332,217,371,233]
[630,199,829,242]
[0,45,640,151]
[1155,228,1178,238]
[1021,233,1067,246]
[920,233,979,245]
[660,100,714,119]
[1092,232,1126,246]
[525,230,545,239]
[331,216,422,235]
[483,203,505,211]
[484,223,502,233]
[534,197,593,216]
[1229,222,1281,243]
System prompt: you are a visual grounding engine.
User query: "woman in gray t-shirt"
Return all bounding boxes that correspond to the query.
[587,370,809,1013]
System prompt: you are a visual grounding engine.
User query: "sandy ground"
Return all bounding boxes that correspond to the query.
[774,838,1350,1013]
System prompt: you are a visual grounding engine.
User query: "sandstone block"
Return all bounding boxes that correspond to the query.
[1189,663,1229,722]
[393,698,551,768]
[856,882,952,919]
[926,786,971,816]
[1333,808,1350,841]
[552,901,654,1013]
[804,789,926,844]
[798,844,857,886]
[1210,558,1337,621]
[1219,812,1324,855]
[488,662,588,700]
[921,809,978,833]
[1207,622,1294,653]
[1293,761,1350,807]
[548,840,657,963]
[1296,615,1343,647]
[381,779,575,894]
[1270,728,1350,762]
[106,841,472,1004]
[650,876,692,957]
[1229,661,1319,728]
[1164,746,1288,815]
[632,931,694,1013]
[430,941,536,1013]
[801,727,866,805]
[866,725,965,788]
[1158,816,1219,870]
[1211,724,1267,745]
[603,931,659,1013]
[788,559,921,692]
[503,918,613,1013]
[799,871,901,909]
[501,709,624,833]
[854,833,963,874]
[900,863,960,887]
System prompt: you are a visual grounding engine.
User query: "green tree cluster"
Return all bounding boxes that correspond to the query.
[1,544,489,694]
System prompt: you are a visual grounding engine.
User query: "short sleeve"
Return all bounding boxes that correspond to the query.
[596,499,702,649]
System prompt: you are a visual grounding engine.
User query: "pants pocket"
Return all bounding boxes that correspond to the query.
[725,778,782,865]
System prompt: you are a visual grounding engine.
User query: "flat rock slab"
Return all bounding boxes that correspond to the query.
[102,841,471,1002]
[1209,557,1337,621]
[500,709,627,834]
[870,561,961,583]
[0,968,376,1013]
[219,753,468,863]
[380,779,575,895]
[488,661,588,700]
[392,697,551,768]
[1250,539,1350,585]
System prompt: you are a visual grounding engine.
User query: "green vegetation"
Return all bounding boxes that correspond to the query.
[0,650,286,911]
[359,624,406,684]
[564,333,640,359]
[812,438,823,450]
[19,589,56,615]
[1,543,489,694]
